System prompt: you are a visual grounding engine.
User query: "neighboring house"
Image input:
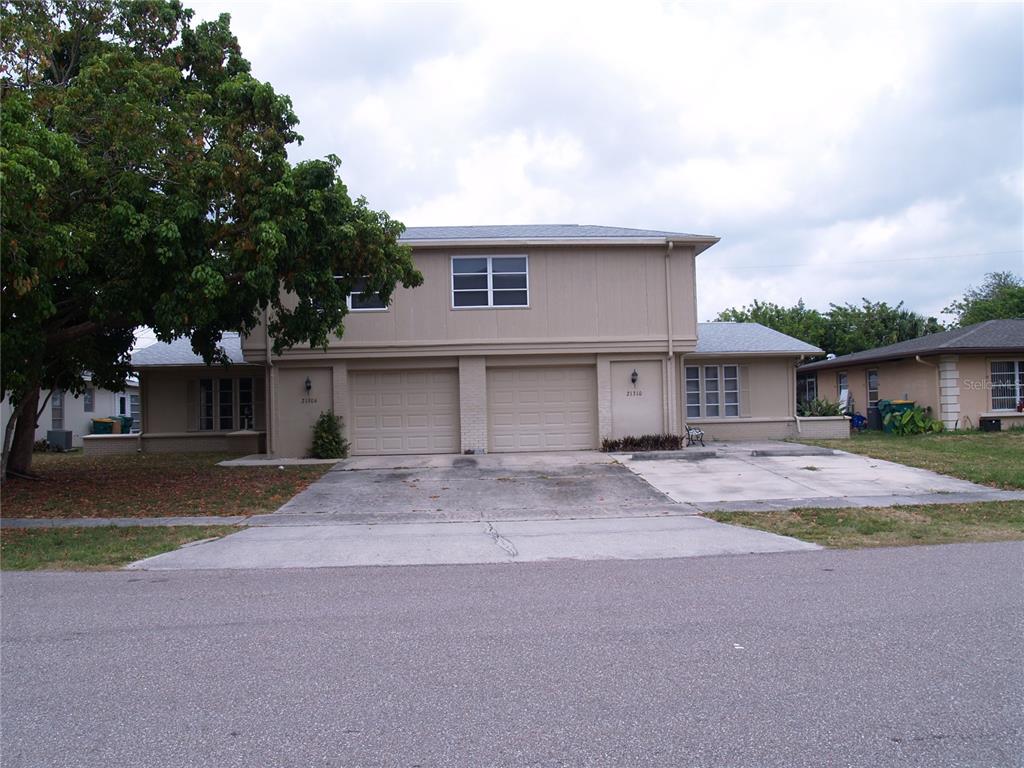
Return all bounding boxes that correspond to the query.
[130,225,823,457]
[1,380,140,449]
[798,319,1024,431]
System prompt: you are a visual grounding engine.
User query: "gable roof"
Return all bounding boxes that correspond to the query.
[696,323,822,355]
[131,333,246,367]
[400,224,720,254]
[798,319,1024,372]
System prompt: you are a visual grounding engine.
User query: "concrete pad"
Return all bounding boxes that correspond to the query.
[333,450,615,472]
[618,449,1024,509]
[218,455,341,467]
[269,453,671,524]
[494,516,820,562]
[127,515,818,571]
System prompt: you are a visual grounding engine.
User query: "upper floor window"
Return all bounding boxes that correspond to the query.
[346,277,387,312]
[83,387,95,413]
[991,360,1024,411]
[452,256,528,308]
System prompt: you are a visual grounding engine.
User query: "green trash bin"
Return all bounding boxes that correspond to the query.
[881,400,915,432]
[118,416,133,433]
[91,418,115,435]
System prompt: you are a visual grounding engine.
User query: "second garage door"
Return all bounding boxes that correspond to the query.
[488,366,598,452]
[350,370,459,455]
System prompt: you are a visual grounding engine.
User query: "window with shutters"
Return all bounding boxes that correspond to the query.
[685,364,742,418]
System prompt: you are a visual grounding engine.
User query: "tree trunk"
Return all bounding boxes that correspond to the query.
[7,385,40,477]
[1,397,29,483]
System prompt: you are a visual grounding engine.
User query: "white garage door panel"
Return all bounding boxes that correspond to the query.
[350,370,459,455]
[487,367,598,452]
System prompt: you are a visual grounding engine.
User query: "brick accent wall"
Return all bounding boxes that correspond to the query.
[83,432,264,455]
[596,355,613,440]
[459,356,487,453]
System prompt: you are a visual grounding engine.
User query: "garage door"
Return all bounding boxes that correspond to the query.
[488,366,598,452]
[350,370,459,455]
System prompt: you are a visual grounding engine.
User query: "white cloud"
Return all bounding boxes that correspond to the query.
[188,0,1023,319]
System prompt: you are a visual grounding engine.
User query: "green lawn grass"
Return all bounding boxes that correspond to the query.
[708,501,1024,549]
[0,525,238,570]
[2,452,331,518]
[798,430,1024,489]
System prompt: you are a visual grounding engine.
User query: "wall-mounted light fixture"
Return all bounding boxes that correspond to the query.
[630,369,639,387]
[304,377,312,394]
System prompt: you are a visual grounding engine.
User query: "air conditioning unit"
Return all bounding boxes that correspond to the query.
[47,430,73,451]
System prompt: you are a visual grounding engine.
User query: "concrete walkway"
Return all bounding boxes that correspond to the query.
[127,515,819,570]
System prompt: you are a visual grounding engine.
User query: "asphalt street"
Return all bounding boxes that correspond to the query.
[2,543,1022,768]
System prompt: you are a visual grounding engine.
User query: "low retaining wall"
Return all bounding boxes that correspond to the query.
[795,416,850,440]
[83,431,265,455]
[686,418,797,442]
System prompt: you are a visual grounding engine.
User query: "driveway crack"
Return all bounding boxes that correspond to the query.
[484,522,518,559]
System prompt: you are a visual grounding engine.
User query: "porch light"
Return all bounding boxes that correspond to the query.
[304,377,312,394]
[631,369,639,386]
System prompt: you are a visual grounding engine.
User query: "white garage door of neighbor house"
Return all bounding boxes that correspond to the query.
[349,370,460,455]
[488,366,598,452]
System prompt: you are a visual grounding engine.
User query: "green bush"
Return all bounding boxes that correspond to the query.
[797,398,845,417]
[601,434,685,452]
[883,406,944,436]
[311,411,350,459]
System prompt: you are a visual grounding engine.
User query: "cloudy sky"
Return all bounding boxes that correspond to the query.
[189,1,1023,323]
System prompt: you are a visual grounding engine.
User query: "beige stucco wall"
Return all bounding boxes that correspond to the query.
[816,359,939,416]
[810,352,1024,429]
[1,385,138,448]
[242,245,699,360]
[140,367,265,433]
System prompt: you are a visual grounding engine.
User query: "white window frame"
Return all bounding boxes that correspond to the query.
[867,369,880,409]
[51,389,65,431]
[83,387,95,413]
[685,364,741,419]
[343,276,389,313]
[837,372,850,413]
[198,377,258,431]
[450,255,529,309]
[990,360,1024,411]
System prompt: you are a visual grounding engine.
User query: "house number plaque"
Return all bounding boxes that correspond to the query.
[301,397,318,404]
[625,390,644,398]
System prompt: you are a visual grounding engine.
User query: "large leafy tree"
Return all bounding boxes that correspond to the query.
[715,298,943,358]
[1,0,421,478]
[942,271,1024,327]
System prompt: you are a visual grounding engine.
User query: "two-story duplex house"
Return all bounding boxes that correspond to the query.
[127,225,822,457]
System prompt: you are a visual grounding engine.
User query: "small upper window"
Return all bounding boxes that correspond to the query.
[83,387,95,413]
[452,256,528,308]
[347,277,387,311]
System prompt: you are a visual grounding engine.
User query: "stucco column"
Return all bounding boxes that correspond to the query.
[596,355,613,440]
[458,356,487,453]
[332,361,350,445]
[938,355,960,429]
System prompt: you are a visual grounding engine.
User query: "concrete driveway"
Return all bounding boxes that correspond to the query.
[130,442,1022,571]
[261,451,676,525]
[618,442,1024,513]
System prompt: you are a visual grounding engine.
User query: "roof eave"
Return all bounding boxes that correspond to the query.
[402,235,721,252]
[799,345,1024,371]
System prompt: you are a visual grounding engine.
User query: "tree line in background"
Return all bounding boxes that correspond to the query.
[0,0,420,479]
[715,271,1024,359]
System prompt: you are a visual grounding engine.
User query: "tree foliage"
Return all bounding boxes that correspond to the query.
[942,272,1024,327]
[1,0,421,476]
[715,299,943,358]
